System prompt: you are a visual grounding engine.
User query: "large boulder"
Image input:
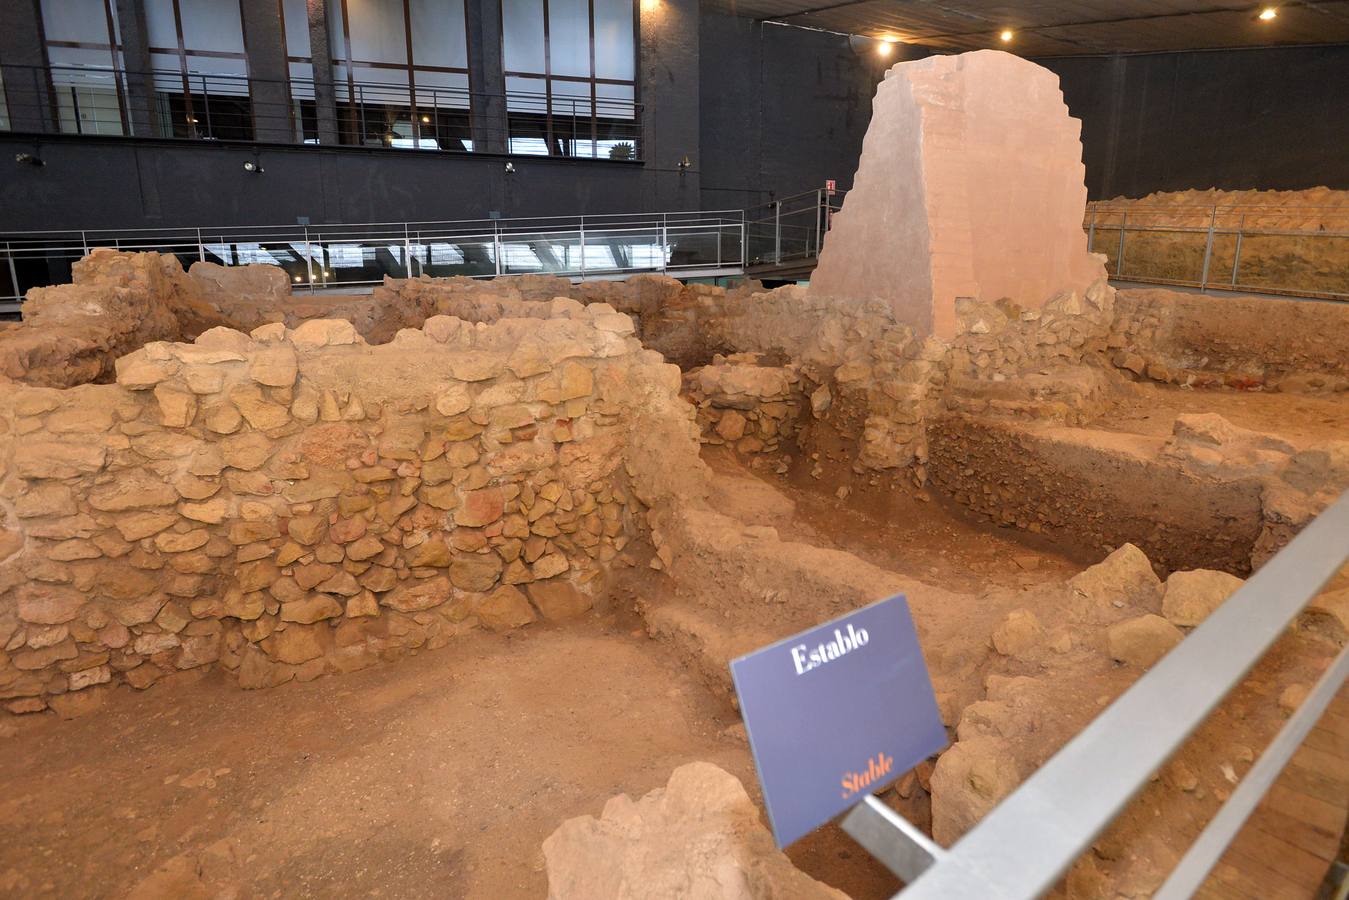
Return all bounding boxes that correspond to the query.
[1107,614,1183,668]
[1161,569,1244,627]
[1068,543,1161,620]
[542,762,846,900]
[929,737,1021,846]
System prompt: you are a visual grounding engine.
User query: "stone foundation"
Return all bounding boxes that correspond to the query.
[0,301,679,713]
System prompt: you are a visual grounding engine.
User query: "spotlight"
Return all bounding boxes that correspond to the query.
[877,41,893,57]
[1000,29,1014,42]
[504,162,516,173]
[242,160,264,174]
[1258,7,1277,20]
[292,275,302,283]
[420,114,431,123]
[14,152,45,167]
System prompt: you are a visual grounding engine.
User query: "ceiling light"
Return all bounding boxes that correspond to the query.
[877,41,893,57]
[420,114,431,123]
[1258,7,1277,20]
[1000,29,1014,42]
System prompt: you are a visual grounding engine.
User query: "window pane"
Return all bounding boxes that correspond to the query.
[144,0,180,50]
[346,0,408,65]
[593,0,634,80]
[47,46,122,75]
[596,81,635,119]
[186,60,249,96]
[415,70,470,109]
[409,0,467,69]
[281,0,312,57]
[502,0,545,74]
[505,75,546,112]
[178,0,246,54]
[328,0,347,60]
[547,0,590,78]
[550,78,591,116]
[151,53,185,89]
[41,0,115,46]
[290,63,316,98]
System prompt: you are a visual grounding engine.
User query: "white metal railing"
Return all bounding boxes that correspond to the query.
[0,209,748,310]
[844,490,1349,898]
[1083,202,1349,300]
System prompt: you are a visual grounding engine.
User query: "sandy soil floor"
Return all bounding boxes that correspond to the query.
[1,426,1335,900]
[0,448,1085,900]
[0,623,744,900]
[1096,383,1349,448]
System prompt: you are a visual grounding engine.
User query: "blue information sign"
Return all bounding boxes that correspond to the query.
[730,594,947,848]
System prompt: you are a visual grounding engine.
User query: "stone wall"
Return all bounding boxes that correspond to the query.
[372,272,755,369]
[682,356,804,459]
[0,302,677,715]
[810,50,1104,338]
[0,250,227,388]
[1107,289,1349,393]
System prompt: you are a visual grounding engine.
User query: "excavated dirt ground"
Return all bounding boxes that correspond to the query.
[0,448,1093,900]
[1,443,1333,900]
[4,267,1347,897]
[1098,383,1349,447]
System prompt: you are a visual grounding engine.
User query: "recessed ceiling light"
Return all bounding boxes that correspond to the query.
[1000,29,1014,42]
[1258,7,1277,20]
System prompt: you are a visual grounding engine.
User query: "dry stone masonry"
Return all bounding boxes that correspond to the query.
[0,300,677,713]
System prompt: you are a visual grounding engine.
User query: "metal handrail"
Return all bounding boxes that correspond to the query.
[1,63,643,159]
[0,208,749,306]
[1082,202,1349,300]
[845,490,1349,899]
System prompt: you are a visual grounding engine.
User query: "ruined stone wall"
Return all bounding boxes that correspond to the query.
[1106,289,1349,393]
[682,357,804,458]
[373,273,746,369]
[927,412,1349,574]
[0,303,674,715]
[0,250,228,388]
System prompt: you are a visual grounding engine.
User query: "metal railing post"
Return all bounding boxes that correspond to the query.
[196,228,205,263]
[493,221,502,277]
[658,214,669,275]
[1116,212,1127,278]
[81,231,90,258]
[774,201,782,265]
[1199,204,1217,292]
[303,226,315,293]
[740,221,746,270]
[200,75,212,137]
[6,243,20,305]
[1231,213,1245,288]
[404,224,413,278]
[578,218,586,278]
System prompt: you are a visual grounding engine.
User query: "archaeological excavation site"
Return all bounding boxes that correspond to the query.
[2,2,1348,898]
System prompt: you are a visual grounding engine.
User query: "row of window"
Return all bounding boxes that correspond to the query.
[19,0,639,157]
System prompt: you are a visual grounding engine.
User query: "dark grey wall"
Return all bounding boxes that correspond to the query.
[697,16,911,209]
[0,0,704,231]
[0,137,652,229]
[1038,45,1349,200]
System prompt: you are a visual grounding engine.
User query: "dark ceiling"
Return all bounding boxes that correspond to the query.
[702,0,1349,56]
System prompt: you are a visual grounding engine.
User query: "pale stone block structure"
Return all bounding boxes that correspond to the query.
[810,50,1105,339]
